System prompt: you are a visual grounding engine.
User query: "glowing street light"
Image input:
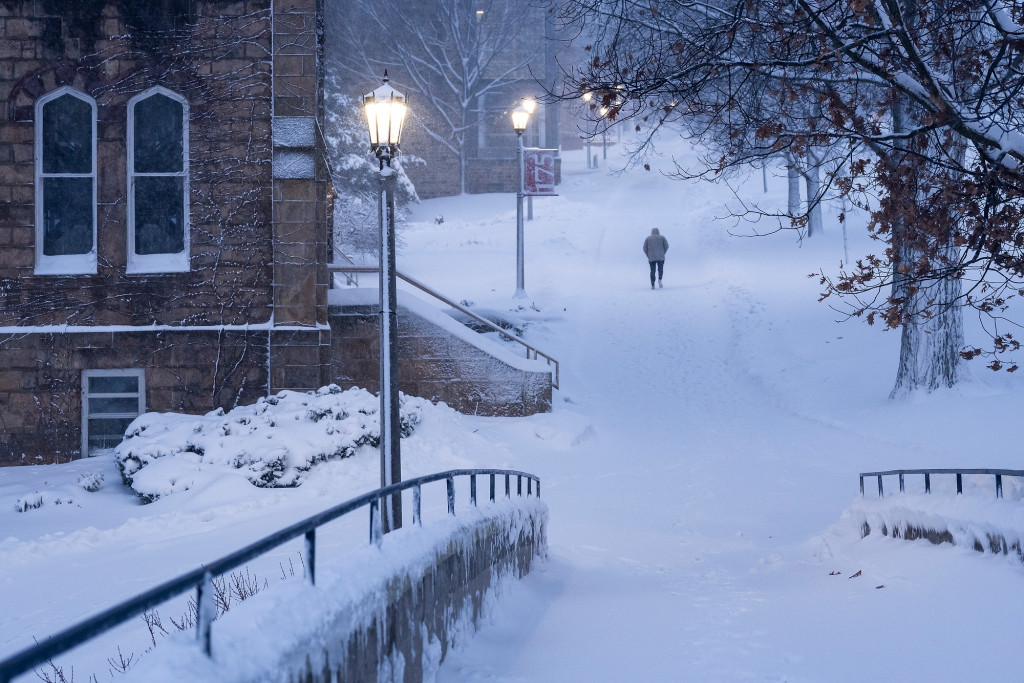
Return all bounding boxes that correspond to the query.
[511,104,530,135]
[363,74,406,160]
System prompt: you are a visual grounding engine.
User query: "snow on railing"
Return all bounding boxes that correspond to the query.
[331,248,361,287]
[859,468,1024,499]
[0,469,540,683]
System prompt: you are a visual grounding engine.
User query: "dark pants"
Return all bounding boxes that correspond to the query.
[649,260,664,286]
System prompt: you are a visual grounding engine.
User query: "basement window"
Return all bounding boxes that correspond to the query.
[81,369,146,455]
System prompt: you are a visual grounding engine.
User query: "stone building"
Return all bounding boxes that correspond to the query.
[0,0,333,464]
[0,0,555,466]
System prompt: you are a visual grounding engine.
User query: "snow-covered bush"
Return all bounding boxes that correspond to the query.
[78,472,104,492]
[114,385,425,502]
[14,492,73,512]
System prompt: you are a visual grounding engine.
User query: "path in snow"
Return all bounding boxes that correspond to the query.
[401,143,1024,681]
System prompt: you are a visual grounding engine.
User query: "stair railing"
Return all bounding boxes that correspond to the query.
[859,468,1024,499]
[331,248,360,287]
[329,264,559,389]
[0,469,540,683]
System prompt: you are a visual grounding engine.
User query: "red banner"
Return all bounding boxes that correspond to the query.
[523,148,558,196]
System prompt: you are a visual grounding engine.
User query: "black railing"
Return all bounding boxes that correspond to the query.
[0,468,541,683]
[859,468,1024,499]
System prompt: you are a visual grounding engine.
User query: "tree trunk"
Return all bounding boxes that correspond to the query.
[786,152,801,218]
[803,150,822,237]
[888,89,963,398]
[459,148,467,195]
[890,256,964,397]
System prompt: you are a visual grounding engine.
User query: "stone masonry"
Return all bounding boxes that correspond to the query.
[329,300,552,417]
[0,0,333,464]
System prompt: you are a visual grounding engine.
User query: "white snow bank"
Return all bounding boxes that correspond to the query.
[841,489,1024,561]
[114,385,428,501]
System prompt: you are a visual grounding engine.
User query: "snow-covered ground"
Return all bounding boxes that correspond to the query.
[3,133,1024,682]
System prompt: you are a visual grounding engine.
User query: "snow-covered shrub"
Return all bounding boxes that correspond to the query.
[114,385,426,502]
[14,492,73,512]
[77,472,104,492]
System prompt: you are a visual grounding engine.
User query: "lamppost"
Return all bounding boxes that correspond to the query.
[363,72,407,532]
[582,92,593,169]
[511,104,530,299]
[599,106,609,161]
[521,98,537,221]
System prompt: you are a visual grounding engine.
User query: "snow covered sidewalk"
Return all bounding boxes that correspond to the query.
[397,141,1024,682]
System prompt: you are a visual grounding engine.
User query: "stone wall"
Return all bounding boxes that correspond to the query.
[122,498,548,682]
[0,328,271,464]
[854,496,1024,565]
[329,300,552,417]
[463,156,562,195]
[307,502,547,683]
[400,138,461,199]
[269,327,332,395]
[271,0,331,329]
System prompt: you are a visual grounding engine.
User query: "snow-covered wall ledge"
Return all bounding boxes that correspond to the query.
[124,498,548,683]
[849,494,1024,563]
[329,289,553,417]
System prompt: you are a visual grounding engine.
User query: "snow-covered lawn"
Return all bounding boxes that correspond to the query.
[3,134,1024,681]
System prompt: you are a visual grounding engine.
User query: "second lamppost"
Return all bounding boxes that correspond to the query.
[511,104,530,299]
[582,92,594,168]
[363,73,406,532]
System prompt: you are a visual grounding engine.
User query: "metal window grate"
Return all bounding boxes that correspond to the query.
[82,369,145,454]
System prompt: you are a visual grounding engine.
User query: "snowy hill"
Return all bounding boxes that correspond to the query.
[3,134,1024,682]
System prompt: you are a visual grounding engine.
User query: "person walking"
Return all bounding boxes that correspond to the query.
[643,227,669,289]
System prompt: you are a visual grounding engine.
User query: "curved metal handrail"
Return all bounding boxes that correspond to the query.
[0,469,540,683]
[859,468,1024,498]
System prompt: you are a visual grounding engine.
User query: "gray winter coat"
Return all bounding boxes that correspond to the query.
[643,228,669,262]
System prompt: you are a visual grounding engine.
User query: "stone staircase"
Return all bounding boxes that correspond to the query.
[326,271,555,416]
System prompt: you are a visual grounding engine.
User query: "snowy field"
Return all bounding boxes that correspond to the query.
[3,132,1024,681]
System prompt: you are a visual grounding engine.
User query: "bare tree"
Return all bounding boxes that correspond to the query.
[329,0,544,194]
[558,0,1024,393]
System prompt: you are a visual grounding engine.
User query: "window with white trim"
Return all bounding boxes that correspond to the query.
[82,369,145,454]
[35,88,97,274]
[127,87,189,273]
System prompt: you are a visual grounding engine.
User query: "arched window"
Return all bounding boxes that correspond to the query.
[128,87,189,272]
[35,88,97,274]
